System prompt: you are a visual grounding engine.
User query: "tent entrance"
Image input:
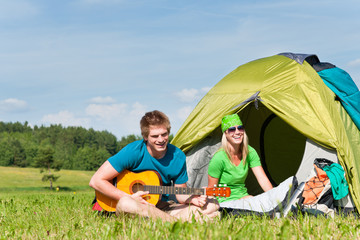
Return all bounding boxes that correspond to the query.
[239,102,307,195]
[240,101,339,195]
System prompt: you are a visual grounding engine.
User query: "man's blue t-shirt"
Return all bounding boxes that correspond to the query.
[108,140,188,195]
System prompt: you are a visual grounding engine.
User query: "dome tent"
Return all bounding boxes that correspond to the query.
[171,53,360,212]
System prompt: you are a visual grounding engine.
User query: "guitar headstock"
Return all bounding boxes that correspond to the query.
[205,184,231,197]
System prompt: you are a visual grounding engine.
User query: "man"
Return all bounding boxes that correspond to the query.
[89,110,219,222]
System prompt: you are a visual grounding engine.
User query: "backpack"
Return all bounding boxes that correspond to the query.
[297,158,335,217]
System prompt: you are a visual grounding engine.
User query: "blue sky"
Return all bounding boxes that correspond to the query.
[1,0,359,139]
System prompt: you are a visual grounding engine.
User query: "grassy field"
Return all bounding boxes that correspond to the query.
[1,167,359,239]
[0,166,94,192]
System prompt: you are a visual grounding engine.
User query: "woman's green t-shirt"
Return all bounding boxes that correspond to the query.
[208,146,261,202]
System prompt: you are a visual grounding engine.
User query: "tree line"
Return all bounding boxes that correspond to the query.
[0,121,144,171]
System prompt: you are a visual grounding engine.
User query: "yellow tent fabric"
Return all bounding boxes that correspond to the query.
[171,54,360,211]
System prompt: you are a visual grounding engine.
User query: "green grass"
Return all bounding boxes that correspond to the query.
[0,166,94,192]
[1,191,360,239]
[1,167,360,239]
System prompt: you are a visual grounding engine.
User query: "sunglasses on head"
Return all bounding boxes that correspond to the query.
[227,125,244,133]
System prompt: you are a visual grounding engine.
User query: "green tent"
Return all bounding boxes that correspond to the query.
[172,53,360,211]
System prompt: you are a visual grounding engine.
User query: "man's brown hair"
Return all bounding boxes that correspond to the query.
[140,110,171,138]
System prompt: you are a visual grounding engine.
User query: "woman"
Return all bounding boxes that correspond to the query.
[208,114,273,203]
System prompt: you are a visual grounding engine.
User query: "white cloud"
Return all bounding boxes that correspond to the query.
[129,102,147,117]
[176,88,199,103]
[37,101,147,138]
[41,110,91,127]
[176,106,193,122]
[89,96,116,104]
[85,103,128,121]
[85,101,146,122]
[175,87,211,103]
[201,87,212,93]
[0,98,29,113]
[85,101,147,137]
[348,59,360,67]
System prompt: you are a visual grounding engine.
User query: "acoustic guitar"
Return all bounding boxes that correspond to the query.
[95,170,231,212]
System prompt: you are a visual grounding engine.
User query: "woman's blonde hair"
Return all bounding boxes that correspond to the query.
[221,130,249,165]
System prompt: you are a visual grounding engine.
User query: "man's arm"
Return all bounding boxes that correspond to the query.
[174,183,207,207]
[89,161,128,201]
[89,160,149,203]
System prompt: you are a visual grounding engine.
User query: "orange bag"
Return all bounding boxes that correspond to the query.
[302,164,330,205]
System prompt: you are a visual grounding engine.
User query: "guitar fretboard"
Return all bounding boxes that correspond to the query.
[143,185,205,195]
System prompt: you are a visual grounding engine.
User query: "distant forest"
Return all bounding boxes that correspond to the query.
[0,121,147,171]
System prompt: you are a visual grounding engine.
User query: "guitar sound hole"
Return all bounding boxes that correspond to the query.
[132,183,144,193]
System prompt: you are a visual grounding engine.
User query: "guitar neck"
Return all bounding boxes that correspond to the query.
[143,185,205,195]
